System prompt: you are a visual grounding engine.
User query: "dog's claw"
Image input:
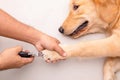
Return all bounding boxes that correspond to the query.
[47,58,51,60]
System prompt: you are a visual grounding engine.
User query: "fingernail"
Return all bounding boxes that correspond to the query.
[63,53,67,57]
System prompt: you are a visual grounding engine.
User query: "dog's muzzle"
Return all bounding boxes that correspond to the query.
[69,20,89,36]
[59,20,89,37]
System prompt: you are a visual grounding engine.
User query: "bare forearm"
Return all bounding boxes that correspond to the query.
[0,9,42,45]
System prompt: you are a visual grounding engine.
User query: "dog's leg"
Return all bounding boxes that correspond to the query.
[42,34,120,62]
[103,57,120,80]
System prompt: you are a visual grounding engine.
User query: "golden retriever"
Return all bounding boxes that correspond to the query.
[42,0,120,80]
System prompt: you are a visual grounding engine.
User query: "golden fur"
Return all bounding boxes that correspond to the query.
[42,0,120,80]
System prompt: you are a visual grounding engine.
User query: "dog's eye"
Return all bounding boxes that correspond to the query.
[73,5,79,10]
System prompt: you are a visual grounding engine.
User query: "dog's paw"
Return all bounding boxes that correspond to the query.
[41,50,66,63]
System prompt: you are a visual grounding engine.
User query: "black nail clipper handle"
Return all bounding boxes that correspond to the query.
[18,51,32,58]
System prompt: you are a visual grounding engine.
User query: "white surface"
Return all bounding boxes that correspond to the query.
[0,0,108,80]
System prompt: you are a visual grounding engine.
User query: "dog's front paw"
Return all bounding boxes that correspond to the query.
[42,50,66,63]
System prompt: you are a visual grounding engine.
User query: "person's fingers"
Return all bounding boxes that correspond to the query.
[21,57,34,65]
[56,39,60,44]
[54,39,66,56]
[24,50,30,53]
[54,45,66,57]
[36,44,44,51]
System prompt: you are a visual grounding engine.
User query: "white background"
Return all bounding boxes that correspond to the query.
[0,0,116,80]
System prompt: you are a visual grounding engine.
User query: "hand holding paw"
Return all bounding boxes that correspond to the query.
[42,50,66,63]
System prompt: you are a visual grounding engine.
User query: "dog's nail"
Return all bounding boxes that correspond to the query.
[47,58,51,60]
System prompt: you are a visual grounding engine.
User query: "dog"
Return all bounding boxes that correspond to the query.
[42,0,120,80]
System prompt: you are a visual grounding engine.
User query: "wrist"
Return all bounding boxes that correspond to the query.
[28,28,44,45]
[19,25,44,45]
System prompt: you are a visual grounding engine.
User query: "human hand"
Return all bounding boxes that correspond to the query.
[35,33,66,57]
[0,46,34,70]
[42,50,66,63]
[41,45,71,63]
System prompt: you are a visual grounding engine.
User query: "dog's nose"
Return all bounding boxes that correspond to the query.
[59,27,64,33]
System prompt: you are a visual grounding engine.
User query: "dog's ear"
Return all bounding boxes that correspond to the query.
[93,0,107,4]
[93,0,119,23]
[93,0,119,5]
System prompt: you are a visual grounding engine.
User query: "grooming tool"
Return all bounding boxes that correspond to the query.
[18,51,43,58]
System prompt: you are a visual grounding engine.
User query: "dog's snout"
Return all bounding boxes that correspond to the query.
[59,27,64,33]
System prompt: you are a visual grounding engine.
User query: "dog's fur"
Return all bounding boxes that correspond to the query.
[42,0,120,80]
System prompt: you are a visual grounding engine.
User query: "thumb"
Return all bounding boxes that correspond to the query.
[36,45,44,51]
[13,46,23,54]
[54,45,66,57]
